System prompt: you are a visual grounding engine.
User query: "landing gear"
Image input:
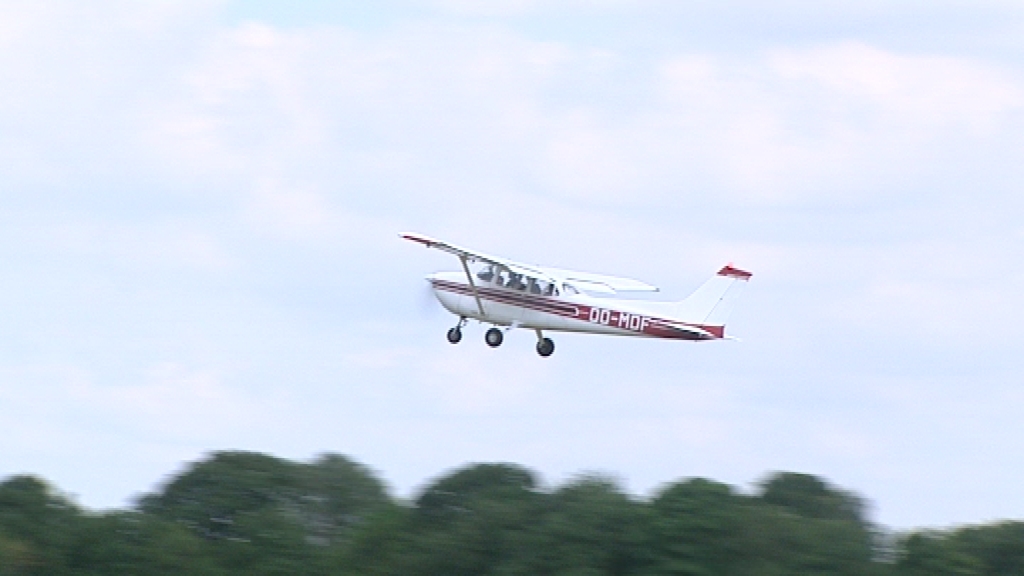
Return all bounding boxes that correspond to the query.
[485,327,504,348]
[536,336,555,357]
[447,317,466,344]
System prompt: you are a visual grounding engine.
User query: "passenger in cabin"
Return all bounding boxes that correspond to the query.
[495,270,508,287]
[508,273,524,290]
[477,265,494,282]
[544,283,555,296]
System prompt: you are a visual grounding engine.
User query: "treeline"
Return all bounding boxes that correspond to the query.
[1,452,1022,575]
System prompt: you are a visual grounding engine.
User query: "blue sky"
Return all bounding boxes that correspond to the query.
[1,0,1023,529]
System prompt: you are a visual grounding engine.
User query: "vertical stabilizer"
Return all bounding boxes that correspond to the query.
[673,265,752,326]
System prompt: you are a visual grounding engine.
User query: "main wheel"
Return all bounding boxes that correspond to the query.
[446,327,462,344]
[536,337,554,357]
[485,327,504,348]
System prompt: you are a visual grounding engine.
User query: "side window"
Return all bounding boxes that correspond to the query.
[562,283,578,295]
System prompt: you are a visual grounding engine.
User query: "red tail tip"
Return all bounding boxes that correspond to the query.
[717,265,752,280]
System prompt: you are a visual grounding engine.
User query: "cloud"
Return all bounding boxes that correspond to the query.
[71,363,260,439]
[134,12,1024,224]
[771,42,1022,126]
[418,0,543,17]
[0,363,259,444]
[625,44,1024,204]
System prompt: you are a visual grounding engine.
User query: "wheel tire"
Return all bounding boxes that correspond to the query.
[485,327,504,348]
[447,327,462,344]
[536,337,555,357]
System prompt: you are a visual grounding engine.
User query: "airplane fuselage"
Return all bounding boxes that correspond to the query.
[428,271,722,341]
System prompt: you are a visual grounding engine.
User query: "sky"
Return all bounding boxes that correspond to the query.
[1,0,1023,530]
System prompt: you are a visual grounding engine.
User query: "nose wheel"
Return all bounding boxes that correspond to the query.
[447,317,466,344]
[485,327,504,347]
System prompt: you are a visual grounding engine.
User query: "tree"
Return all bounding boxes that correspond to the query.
[503,475,646,576]
[759,473,866,526]
[748,473,878,576]
[332,504,412,576]
[415,462,537,524]
[64,512,222,576]
[385,463,541,576]
[948,522,1024,576]
[896,532,980,576]
[0,475,81,575]
[644,478,747,576]
[138,451,391,575]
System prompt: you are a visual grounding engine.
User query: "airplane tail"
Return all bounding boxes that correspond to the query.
[673,265,752,328]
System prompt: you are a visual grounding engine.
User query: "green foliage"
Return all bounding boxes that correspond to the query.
[739,501,877,576]
[896,532,981,576]
[952,522,1024,575]
[895,522,1024,576]
[645,478,746,575]
[0,475,81,575]
[414,462,537,523]
[65,512,221,576]
[747,472,877,576]
[394,463,543,576]
[137,451,390,575]
[759,472,866,526]
[331,504,411,576]
[516,475,647,576]
[1,454,1022,576]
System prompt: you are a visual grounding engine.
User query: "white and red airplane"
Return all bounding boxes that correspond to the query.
[402,232,752,357]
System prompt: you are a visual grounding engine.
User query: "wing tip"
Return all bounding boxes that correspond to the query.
[400,232,436,246]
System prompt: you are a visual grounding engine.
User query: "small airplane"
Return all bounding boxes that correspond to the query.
[402,232,752,357]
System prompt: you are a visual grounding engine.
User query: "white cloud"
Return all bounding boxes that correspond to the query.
[771,42,1023,129]
[0,363,259,444]
[638,44,1024,203]
[40,219,235,271]
[70,363,260,439]
[419,0,543,17]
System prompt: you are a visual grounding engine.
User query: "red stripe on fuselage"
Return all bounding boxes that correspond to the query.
[432,280,578,316]
[430,279,721,341]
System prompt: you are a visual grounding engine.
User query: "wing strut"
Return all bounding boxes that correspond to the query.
[459,255,486,316]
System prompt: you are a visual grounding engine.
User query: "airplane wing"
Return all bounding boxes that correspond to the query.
[539,267,660,293]
[400,232,556,282]
[401,232,659,294]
